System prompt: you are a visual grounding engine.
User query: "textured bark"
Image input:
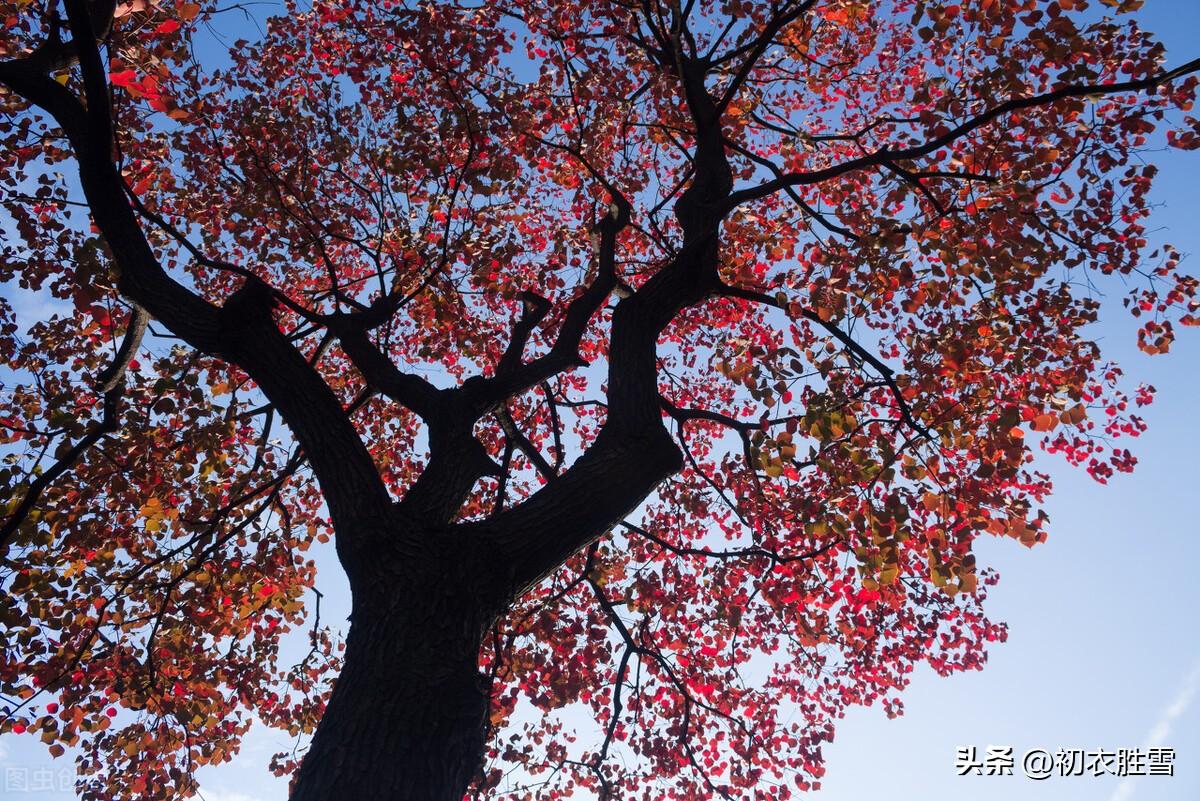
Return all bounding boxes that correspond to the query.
[291,537,493,801]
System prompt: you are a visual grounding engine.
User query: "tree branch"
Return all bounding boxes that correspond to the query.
[2,4,395,544]
[726,58,1200,208]
[0,387,121,556]
[715,283,933,441]
[460,201,630,416]
[330,322,442,421]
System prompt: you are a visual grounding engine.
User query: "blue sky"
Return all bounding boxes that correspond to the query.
[3,2,1200,801]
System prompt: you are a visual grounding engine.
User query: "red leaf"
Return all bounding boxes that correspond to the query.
[108,69,139,88]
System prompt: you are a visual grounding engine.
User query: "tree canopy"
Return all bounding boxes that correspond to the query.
[1,0,1197,799]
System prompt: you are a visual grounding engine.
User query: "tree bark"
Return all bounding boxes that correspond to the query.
[290,538,494,801]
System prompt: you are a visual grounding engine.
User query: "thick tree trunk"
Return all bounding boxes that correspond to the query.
[289,548,494,801]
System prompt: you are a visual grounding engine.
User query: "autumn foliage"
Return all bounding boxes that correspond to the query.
[1,0,1198,799]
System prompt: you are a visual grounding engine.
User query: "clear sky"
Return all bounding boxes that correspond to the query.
[2,3,1199,801]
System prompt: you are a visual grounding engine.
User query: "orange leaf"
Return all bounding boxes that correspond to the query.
[1030,414,1059,432]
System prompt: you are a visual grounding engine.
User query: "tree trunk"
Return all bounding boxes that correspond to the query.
[289,550,493,801]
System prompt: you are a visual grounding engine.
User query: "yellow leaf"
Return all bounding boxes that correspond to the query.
[140,497,165,532]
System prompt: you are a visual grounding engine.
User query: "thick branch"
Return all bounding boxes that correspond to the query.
[458,40,753,601]
[497,291,552,375]
[95,304,148,392]
[2,3,394,542]
[460,201,631,416]
[216,279,395,538]
[331,322,442,421]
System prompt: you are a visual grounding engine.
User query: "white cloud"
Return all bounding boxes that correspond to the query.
[1109,655,1200,801]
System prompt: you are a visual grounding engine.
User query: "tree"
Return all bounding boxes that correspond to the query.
[0,0,1197,798]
